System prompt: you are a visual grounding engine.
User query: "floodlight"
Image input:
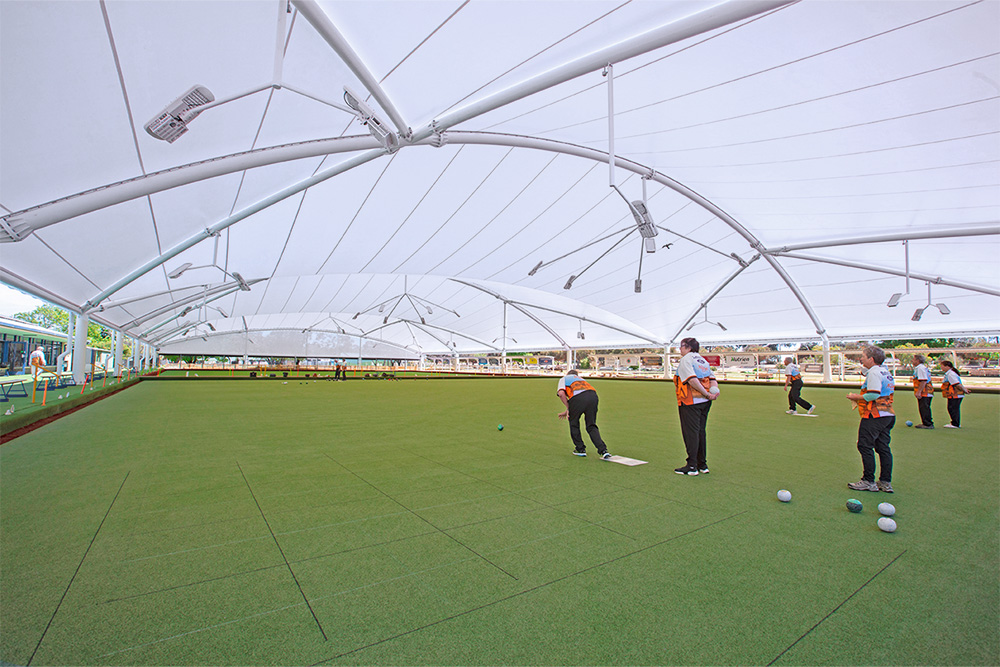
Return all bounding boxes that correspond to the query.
[935,303,950,315]
[528,260,543,276]
[144,85,215,143]
[634,279,642,293]
[168,262,194,279]
[426,306,433,314]
[207,323,216,331]
[630,200,657,254]
[344,86,399,152]
[887,293,902,307]
[577,331,585,340]
[564,275,577,290]
[179,306,194,317]
[912,308,924,321]
[231,272,250,291]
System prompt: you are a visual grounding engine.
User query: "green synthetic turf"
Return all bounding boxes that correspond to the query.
[1,379,997,666]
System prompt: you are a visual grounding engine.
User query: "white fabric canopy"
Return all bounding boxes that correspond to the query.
[2,0,998,356]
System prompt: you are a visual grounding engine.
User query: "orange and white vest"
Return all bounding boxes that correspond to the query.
[911,364,933,397]
[858,364,895,419]
[559,376,595,399]
[941,369,964,399]
[674,352,715,406]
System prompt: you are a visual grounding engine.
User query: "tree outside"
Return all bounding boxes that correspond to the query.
[12,305,125,354]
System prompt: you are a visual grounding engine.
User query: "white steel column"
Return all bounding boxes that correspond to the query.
[822,339,832,383]
[114,330,124,377]
[73,313,88,384]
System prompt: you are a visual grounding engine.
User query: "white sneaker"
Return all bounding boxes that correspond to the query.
[807,406,815,415]
[786,410,796,414]
[943,424,960,428]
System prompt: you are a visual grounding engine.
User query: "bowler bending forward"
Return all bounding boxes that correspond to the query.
[556,370,611,459]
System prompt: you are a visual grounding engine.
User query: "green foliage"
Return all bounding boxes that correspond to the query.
[878,338,953,348]
[13,305,121,352]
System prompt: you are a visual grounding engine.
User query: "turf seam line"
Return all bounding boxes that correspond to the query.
[26,471,131,667]
[766,549,908,666]
[407,451,637,540]
[101,528,443,605]
[323,452,520,581]
[236,461,329,641]
[311,509,749,665]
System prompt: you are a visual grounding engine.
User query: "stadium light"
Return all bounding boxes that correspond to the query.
[144,85,215,143]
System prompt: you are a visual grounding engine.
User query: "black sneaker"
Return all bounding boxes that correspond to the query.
[674,466,698,476]
[914,424,934,429]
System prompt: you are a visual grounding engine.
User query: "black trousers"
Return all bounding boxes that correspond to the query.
[857,415,894,483]
[788,380,812,411]
[568,391,607,454]
[947,398,962,427]
[678,401,712,469]
[917,396,934,426]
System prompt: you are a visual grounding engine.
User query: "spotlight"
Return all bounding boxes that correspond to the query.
[935,303,951,315]
[528,260,543,276]
[343,86,398,152]
[179,306,194,317]
[912,308,924,322]
[630,200,657,253]
[564,275,577,290]
[144,85,215,143]
[168,262,193,279]
[207,323,216,332]
[634,279,642,293]
[887,293,903,308]
[231,272,250,291]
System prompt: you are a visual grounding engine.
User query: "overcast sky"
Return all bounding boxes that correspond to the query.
[0,284,45,318]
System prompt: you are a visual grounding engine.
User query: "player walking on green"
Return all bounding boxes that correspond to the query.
[783,357,814,415]
[845,345,895,493]
[556,370,612,459]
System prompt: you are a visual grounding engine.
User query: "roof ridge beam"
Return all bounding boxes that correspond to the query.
[411,0,796,143]
[773,251,1000,297]
[764,223,1000,253]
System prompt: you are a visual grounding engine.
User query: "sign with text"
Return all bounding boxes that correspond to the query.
[725,354,755,367]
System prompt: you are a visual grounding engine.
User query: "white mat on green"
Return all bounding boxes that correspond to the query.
[607,455,648,466]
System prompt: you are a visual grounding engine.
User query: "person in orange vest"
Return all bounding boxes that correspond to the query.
[673,337,719,476]
[939,360,969,428]
[845,345,895,493]
[556,369,612,459]
[911,354,934,429]
[783,357,814,415]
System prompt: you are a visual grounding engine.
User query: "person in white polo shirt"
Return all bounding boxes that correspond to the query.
[673,338,719,476]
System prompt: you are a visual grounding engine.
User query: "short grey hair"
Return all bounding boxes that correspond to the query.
[862,345,885,365]
[913,354,926,364]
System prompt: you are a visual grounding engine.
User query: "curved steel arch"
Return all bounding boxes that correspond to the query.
[67,129,826,344]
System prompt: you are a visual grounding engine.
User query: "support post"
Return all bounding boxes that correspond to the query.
[114,330,124,379]
[73,313,88,385]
